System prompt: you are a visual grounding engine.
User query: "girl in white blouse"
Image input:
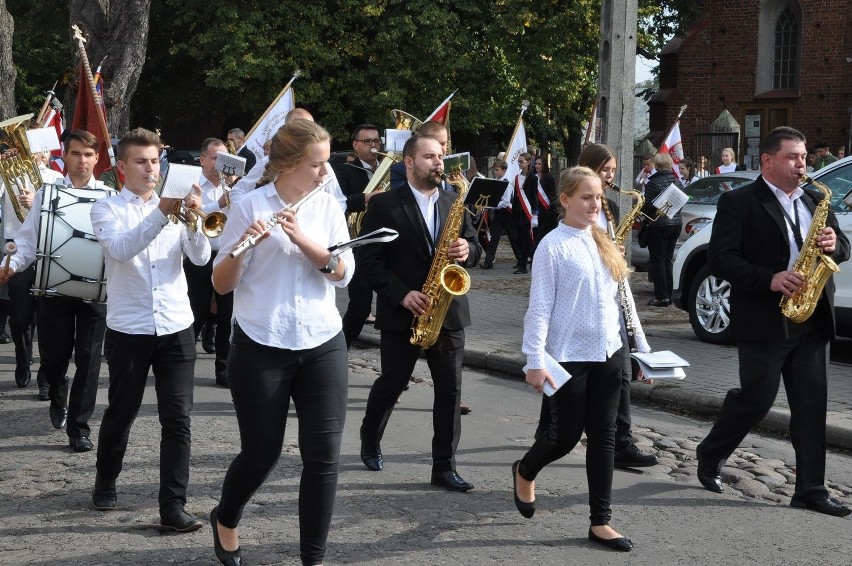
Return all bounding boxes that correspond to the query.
[512,166,645,552]
[209,119,353,566]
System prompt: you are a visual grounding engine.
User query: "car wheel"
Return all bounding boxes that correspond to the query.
[688,264,734,344]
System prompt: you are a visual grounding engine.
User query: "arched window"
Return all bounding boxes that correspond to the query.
[773,8,798,90]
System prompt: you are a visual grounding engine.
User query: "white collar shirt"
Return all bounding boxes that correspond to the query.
[523,223,629,369]
[6,175,110,272]
[767,181,813,270]
[408,184,441,243]
[359,159,375,180]
[213,182,354,350]
[91,188,210,335]
[497,179,513,209]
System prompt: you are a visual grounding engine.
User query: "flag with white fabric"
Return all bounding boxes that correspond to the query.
[659,120,684,179]
[505,118,527,183]
[425,91,455,124]
[244,71,299,161]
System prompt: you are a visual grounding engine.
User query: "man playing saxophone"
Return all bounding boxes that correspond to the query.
[357,134,482,491]
[696,127,850,517]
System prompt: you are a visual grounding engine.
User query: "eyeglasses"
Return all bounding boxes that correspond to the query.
[356,138,382,145]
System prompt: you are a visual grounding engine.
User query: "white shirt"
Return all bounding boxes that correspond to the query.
[716,163,737,174]
[497,176,513,209]
[91,188,211,335]
[767,181,814,270]
[408,184,441,243]
[197,174,225,251]
[213,182,354,350]
[5,174,109,272]
[523,223,649,369]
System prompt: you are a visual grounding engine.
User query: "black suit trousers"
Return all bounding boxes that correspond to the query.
[184,252,233,374]
[696,326,829,501]
[360,329,464,473]
[37,297,106,439]
[342,270,373,349]
[7,262,37,376]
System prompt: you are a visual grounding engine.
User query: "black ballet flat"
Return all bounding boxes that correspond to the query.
[210,506,242,566]
[512,460,535,519]
[588,528,633,551]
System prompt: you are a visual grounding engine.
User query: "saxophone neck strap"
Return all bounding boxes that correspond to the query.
[779,199,803,251]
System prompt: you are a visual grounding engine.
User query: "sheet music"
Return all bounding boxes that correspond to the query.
[631,350,690,368]
[25,127,61,153]
[652,183,689,218]
[523,351,572,397]
[385,129,413,152]
[216,152,246,177]
[160,164,201,198]
[632,361,686,380]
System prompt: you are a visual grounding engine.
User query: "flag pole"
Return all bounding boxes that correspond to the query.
[583,96,598,146]
[658,104,687,152]
[505,100,530,155]
[245,70,300,140]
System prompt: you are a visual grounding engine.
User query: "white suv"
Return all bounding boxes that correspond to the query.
[671,156,852,344]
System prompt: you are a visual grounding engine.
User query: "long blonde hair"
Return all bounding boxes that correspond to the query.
[258,119,331,186]
[559,166,630,281]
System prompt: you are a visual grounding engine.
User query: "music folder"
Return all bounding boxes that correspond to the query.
[216,151,246,177]
[630,350,689,380]
[160,163,200,198]
[464,178,509,209]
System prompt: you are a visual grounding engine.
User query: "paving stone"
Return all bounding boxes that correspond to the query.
[720,467,754,483]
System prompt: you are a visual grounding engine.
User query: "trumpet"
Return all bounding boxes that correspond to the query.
[171,202,227,238]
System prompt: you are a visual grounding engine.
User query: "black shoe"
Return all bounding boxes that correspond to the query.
[0,331,10,344]
[92,474,117,510]
[512,460,535,518]
[202,323,216,354]
[588,528,633,551]
[512,267,528,274]
[69,436,94,452]
[697,471,724,493]
[360,451,383,471]
[614,444,659,469]
[160,507,204,533]
[431,470,474,492]
[647,298,671,307]
[15,369,31,388]
[790,496,851,517]
[459,403,471,415]
[49,405,67,429]
[215,370,229,388]
[38,385,50,401]
[479,262,493,269]
[210,506,242,565]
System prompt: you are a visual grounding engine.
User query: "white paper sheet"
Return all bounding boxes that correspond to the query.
[523,351,572,397]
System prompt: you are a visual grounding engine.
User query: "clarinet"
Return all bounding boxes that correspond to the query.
[601,199,638,352]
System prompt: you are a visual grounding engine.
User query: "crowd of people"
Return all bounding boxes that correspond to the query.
[0,116,849,566]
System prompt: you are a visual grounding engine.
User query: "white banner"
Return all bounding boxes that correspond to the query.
[244,87,295,162]
[504,119,527,183]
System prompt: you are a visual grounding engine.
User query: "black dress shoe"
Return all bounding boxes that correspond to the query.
[0,331,11,344]
[92,474,117,510]
[15,369,31,388]
[479,262,493,269]
[160,507,204,533]
[459,403,472,415]
[512,460,535,518]
[614,444,659,469]
[211,506,242,565]
[647,298,671,307]
[697,472,724,493]
[202,323,216,354]
[431,470,474,492]
[361,452,383,471]
[588,528,633,551]
[790,496,852,517]
[38,385,50,401]
[215,371,229,388]
[513,267,528,274]
[69,436,94,452]
[49,405,68,429]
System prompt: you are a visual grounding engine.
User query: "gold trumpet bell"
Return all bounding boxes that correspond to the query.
[171,203,227,238]
[391,109,423,132]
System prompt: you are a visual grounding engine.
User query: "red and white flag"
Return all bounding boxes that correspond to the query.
[505,118,527,184]
[659,120,684,178]
[425,91,455,124]
[43,107,65,174]
[70,64,112,177]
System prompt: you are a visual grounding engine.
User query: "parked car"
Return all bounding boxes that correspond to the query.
[671,156,852,344]
[631,171,759,270]
[166,148,201,166]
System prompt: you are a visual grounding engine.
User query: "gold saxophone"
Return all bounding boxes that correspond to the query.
[606,182,645,246]
[0,114,43,223]
[410,170,472,348]
[779,175,840,323]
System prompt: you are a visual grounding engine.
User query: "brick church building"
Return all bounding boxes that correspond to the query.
[648,0,851,170]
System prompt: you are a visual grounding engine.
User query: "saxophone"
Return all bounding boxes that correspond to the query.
[779,175,840,323]
[606,182,645,246]
[410,170,472,348]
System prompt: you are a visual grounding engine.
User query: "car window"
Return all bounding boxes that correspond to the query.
[804,163,852,212]
[683,176,756,205]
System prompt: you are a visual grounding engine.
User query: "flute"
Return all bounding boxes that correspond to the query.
[228,178,331,258]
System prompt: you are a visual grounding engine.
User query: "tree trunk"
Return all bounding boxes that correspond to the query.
[69,0,151,136]
[0,0,16,119]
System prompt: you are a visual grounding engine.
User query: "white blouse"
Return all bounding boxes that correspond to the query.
[523,222,649,369]
[214,182,354,350]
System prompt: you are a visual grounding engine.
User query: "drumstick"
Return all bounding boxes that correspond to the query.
[3,242,17,272]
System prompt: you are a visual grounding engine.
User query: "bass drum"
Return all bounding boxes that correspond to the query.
[33,183,115,303]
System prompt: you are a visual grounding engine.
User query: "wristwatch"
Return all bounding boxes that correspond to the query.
[319,256,339,273]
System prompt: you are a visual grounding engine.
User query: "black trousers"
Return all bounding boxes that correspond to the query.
[184,253,233,374]
[7,262,38,379]
[360,329,464,473]
[508,213,532,266]
[341,270,373,349]
[519,353,622,526]
[37,297,106,439]
[696,328,829,501]
[614,340,634,450]
[218,326,348,566]
[646,224,680,300]
[96,326,196,514]
[483,209,519,266]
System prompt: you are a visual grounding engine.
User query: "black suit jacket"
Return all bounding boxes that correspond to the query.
[237,146,257,175]
[356,185,483,332]
[708,176,850,342]
[511,172,539,221]
[332,161,371,215]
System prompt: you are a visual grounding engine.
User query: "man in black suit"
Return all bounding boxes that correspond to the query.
[333,123,383,348]
[226,128,257,174]
[357,135,482,491]
[696,126,850,517]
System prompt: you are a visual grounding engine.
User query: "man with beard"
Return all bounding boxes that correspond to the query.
[356,135,482,491]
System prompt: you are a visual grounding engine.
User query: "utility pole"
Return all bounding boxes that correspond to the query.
[597,0,639,242]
